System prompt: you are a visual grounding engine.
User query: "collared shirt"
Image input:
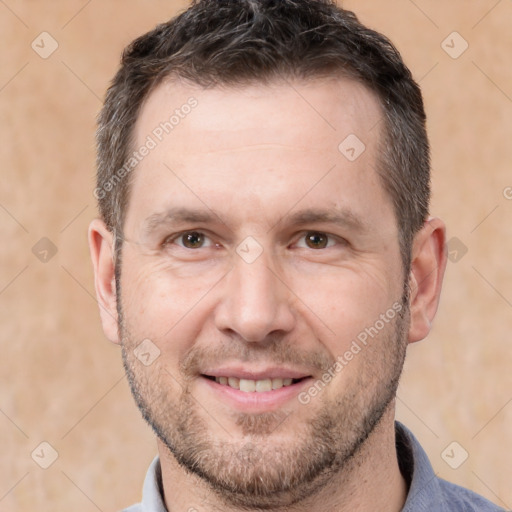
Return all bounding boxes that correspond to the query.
[122,422,507,511]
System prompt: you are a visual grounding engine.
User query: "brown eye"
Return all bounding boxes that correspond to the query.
[304,232,329,249]
[180,231,205,248]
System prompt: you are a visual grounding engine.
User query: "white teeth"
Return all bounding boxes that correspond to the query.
[255,379,272,392]
[239,379,256,392]
[214,376,298,392]
[272,378,283,390]
[228,377,240,389]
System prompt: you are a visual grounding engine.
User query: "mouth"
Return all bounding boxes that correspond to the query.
[202,375,307,393]
[198,367,314,412]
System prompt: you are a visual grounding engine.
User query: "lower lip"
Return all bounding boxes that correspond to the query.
[200,376,312,413]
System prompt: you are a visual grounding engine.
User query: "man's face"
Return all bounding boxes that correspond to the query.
[118,77,408,506]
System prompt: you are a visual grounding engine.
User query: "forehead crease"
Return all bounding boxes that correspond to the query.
[184,143,325,155]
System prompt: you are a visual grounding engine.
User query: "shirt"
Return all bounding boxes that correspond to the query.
[122,422,507,511]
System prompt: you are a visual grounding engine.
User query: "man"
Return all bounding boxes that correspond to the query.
[88,1,505,511]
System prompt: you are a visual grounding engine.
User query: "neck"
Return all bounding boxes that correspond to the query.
[158,405,407,512]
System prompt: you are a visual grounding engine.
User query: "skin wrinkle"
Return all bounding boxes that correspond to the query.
[185,143,325,154]
[107,79,414,511]
[120,297,409,509]
[140,206,373,241]
[88,4,449,509]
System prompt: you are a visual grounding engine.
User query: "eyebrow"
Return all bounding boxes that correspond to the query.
[142,206,368,237]
[280,207,369,233]
[142,207,221,236]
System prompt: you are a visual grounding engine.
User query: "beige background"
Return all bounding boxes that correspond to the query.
[0,0,511,510]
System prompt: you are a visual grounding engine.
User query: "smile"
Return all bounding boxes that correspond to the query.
[199,371,312,412]
[208,376,301,392]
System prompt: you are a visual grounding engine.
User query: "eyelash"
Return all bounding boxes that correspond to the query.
[163,231,217,249]
[162,230,345,250]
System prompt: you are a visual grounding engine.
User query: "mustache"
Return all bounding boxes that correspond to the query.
[180,340,336,379]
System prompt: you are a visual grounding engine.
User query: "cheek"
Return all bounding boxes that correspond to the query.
[119,255,224,345]
[289,264,402,348]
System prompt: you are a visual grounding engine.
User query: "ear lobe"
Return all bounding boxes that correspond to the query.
[88,218,120,344]
[408,217,447,344]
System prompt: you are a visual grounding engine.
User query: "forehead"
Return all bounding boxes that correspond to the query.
[136,75,383,157]
[126,76,393,237]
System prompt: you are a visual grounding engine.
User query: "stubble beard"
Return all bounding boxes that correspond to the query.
[119,291,409,509]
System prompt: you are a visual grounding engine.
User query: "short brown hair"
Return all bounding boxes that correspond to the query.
[96,0,430,270]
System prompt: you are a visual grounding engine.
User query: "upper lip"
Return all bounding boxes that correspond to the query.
[201,366,311,380]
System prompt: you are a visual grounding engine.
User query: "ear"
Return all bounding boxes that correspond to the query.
[88,218,120,344]
[408,217,447,344]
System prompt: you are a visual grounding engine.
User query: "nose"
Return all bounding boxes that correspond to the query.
[214,252,296,343]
